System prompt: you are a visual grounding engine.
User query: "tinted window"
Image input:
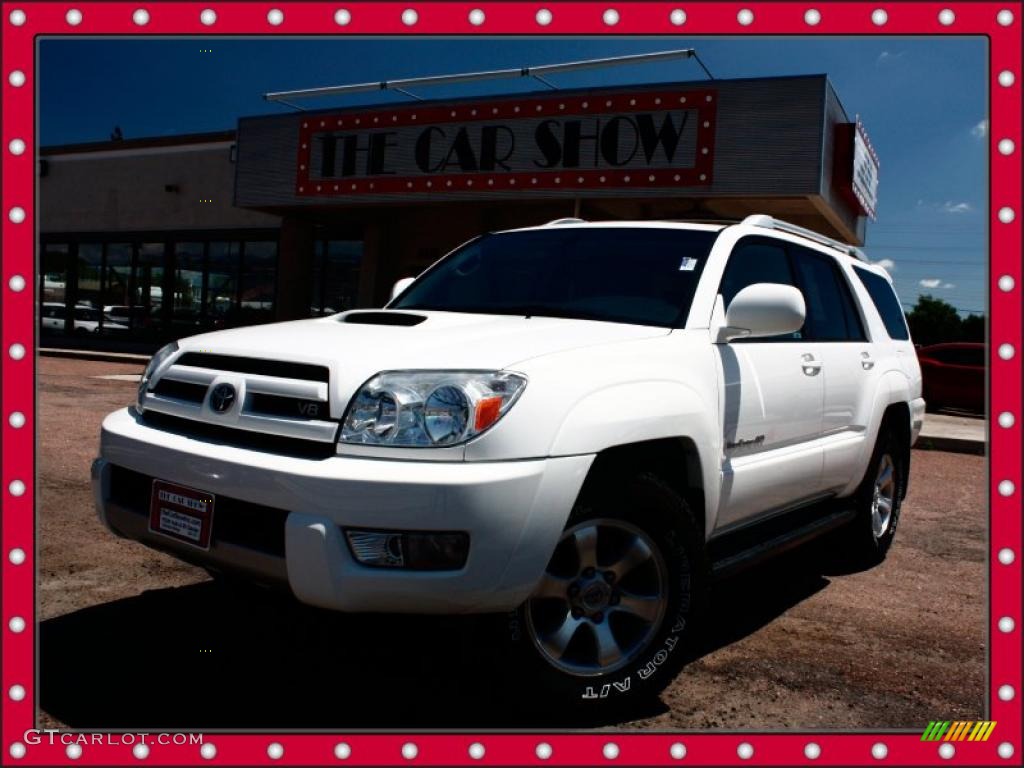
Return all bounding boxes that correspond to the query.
[719,238,803,340]
[854,267,910,340]
[792,246,866,341]
[394,228,719,327]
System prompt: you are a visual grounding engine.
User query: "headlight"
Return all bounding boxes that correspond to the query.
[341,371,527,447]
[137,342,179,409]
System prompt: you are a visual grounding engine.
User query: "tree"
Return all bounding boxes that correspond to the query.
[960,313,985,343]
[905,294,963,346]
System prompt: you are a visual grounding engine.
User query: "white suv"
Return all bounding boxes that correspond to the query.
[93,215,925,706]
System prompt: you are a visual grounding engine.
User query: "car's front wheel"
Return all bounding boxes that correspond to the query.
[507,473,706,711]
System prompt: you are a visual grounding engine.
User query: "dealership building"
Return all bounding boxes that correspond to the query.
[39,73,879,347]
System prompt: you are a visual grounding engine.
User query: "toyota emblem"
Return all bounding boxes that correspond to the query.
[209,383,236,414]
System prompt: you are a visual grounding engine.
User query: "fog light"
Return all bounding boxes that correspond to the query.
[344,529,469,570]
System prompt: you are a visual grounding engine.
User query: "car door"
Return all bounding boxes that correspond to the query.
[713,237,825,530]
[789,244,878,492]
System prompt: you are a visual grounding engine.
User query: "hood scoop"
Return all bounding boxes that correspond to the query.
[341,311,427,327]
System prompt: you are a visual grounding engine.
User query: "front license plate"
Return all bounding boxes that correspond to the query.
[149,480,215,550]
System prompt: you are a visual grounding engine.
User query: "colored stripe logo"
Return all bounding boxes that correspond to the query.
[922,721,997,742]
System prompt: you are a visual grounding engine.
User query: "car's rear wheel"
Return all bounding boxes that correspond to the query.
[507,473,706,711]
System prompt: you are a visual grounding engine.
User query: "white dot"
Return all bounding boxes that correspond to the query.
[65,8,82,25]
[8,70,25,87]
[268,743,284,759]
[999,138,1015,155]
[133,743,149,759]
[998,343,1015,360]
[999,275,1016,291]
[8,206,25,223]
[334,9,351,25]
[998,70,1016,87]
[9,548,25,565]
[624,175,631,182]
[402,743,418,760]
[737,743,753,760]
[737,8,754,25]
[9,743,26,759]
[66,744,82,760]
[999,684,1015,701]
[871,8,888,25]
[805,743,821,759]
[804,9,821,25]
[699,174,707,181]
[939,743,955,759]
[998,742,1014,759]
[9,274,26,292]
[536,743,553,760]
[999,480,1016,496]
[536,8,552,25]
[997,9,1014,25]
[998,411,1015,428]
[267,8,284,25]
[999,548,1016,565]
[9,616,26,632]
[8,685,25,701]
[133,8,149,25]
[9,8,26,25]
[669,743,686,759]
[648,175,656,182]
[670,8,686,25]
[469,743,485,760]
[401,8,417,25]
[9,480,25,497]
[603,9,619,25]
[938,9,955,25]
[469,8,485,25]
[8,138,25,155]
[9,343,26,360]
[334,742,351,760]
[872,743,888,759]
[603,743,619,760]
[200,8,216,25]
[998,616,1015,632]
[200,743,216,760]
[998,206,1015,223]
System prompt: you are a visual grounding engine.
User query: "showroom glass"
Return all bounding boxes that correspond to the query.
[207,241,241,329]
[718,238,804,341]
[40,243,69,333]
[239,241,277,325]
[393,228,718,327]
[136,242,165,336]
[77,243,103,323]
[312,240,363,315]
[173,242,205,333]
[103,243,133,326]
[854,266,911,340]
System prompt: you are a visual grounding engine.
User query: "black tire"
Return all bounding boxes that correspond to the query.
[842,426,906,567]
[504,472,707,713]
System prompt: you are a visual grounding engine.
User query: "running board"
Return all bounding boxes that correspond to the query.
[709,506,856,580]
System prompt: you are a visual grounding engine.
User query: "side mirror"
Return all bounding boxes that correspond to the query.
[718,283,806,343]
[390,277,416,301]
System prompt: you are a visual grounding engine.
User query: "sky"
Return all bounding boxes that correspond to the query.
[38,36,988,315]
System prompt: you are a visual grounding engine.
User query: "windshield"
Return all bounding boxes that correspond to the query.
[392,227,719,327]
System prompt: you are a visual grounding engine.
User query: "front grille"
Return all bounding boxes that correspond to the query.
[152,378,207,404]
[174,353,329,383]
[109,465,288,556]
[141,411,337,460]
[248,393,327,420]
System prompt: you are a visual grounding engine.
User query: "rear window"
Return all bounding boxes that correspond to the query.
[853,267,910,340]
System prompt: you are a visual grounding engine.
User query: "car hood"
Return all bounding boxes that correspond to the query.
[178,310,668,382]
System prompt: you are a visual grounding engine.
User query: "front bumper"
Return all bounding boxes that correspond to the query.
[93,407,592,613]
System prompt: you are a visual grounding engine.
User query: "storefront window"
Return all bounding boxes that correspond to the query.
[103,243,134,327]
[240,241,277,324]
[311,239,363,316]
[135,242,165,338]
[173,241,205,333]
[77,243,104,313]
[207,241,241,330]
[41,243,70,335]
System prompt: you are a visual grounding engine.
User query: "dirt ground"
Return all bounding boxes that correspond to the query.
[36,356,986,730]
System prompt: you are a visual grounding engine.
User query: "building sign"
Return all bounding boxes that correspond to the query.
[834,118,880,221]
[295,88,717,197]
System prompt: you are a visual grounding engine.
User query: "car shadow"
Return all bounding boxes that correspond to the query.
[40,549,830,730]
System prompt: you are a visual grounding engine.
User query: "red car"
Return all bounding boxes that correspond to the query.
[917,342,985,414]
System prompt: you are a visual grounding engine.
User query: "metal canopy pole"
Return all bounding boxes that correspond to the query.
[263,48,700,104]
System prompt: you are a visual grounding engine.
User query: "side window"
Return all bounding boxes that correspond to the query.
[719,238,802,341]
[791,246,867,341]
[853,267,911,340]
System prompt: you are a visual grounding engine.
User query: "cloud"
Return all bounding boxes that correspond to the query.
[941,201,972,214]
[871,258,896,271]
[943,282,956,289]
[919,278,942,288]
[876,50,905,65]
[971,119,988,139]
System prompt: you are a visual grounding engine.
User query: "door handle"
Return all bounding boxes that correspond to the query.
[861,351,875,370]
[801,353,822,376]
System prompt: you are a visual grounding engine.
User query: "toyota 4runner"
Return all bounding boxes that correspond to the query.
[93,215,925,705]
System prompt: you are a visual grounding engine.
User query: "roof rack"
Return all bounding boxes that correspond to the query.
[544,218,587,226]
[740,215,867,261]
